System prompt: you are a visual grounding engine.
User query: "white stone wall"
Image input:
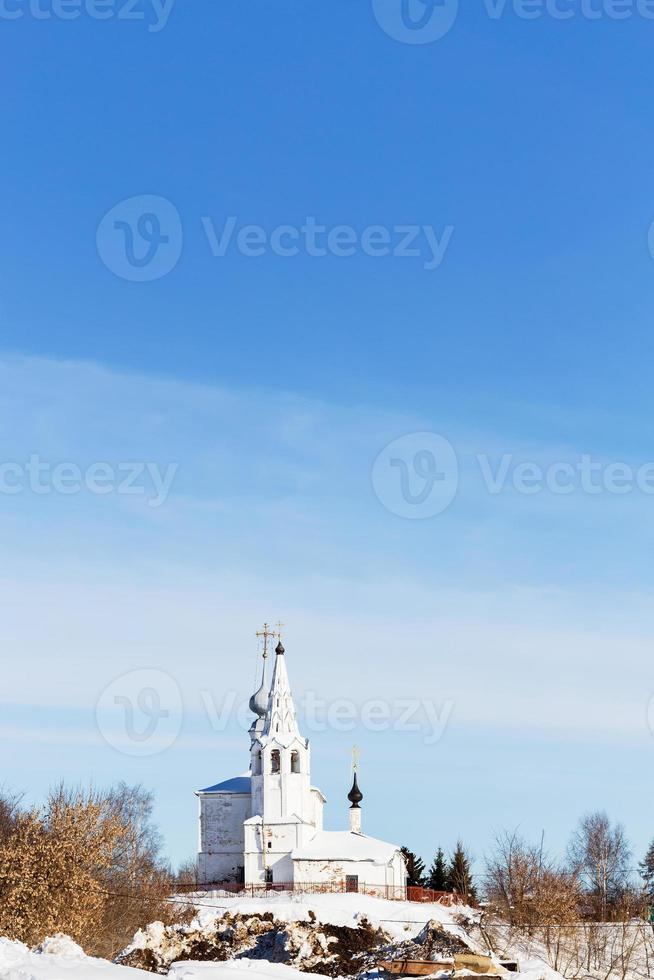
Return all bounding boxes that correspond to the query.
[252,737,314,825]
[293,851,407,896]
[197,791,251,884]
[245,817,318,885]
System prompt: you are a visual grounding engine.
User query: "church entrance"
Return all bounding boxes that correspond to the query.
[345,875,359,893]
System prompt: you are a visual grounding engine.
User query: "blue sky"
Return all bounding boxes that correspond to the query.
[2,2,654,876]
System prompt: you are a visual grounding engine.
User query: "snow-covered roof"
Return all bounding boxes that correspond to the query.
[291,830,401,864]
[198,775,251,794]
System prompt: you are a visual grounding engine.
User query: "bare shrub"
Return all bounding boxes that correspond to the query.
[484,829,545,928]
[0,782,181,957]
[0,789,123,948]
[91,782,182,958]
[176,857,199,890]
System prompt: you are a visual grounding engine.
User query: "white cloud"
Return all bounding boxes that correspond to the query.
[0,353,652,748]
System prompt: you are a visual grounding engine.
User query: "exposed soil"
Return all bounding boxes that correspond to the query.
[118,911,468,978]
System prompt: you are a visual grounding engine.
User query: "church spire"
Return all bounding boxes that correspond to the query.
[262,634,299,739]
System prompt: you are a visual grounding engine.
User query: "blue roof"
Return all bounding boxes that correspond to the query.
[199,775,251,794]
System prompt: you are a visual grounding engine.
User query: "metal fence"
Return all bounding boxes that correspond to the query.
[174,880,459,905]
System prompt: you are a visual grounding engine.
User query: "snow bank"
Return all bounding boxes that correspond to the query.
[0,936,151,980]
[181,892,474,941]
[34,934,87,958]
[0,936,331,980]
[169,963,324,980]
[0,894,564,980]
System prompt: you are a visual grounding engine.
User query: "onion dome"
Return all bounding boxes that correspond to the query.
[249,647,269,718]
[275,641,285,655]
[249,679,269,718]
[348,772,363,809]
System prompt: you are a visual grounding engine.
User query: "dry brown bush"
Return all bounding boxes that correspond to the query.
[0,791,124,948]
[0,783,184,958]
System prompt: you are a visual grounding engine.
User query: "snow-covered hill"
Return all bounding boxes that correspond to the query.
[0,894,563,980]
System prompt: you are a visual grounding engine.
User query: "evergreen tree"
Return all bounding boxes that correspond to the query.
[401,846,426,887]
[640,839,654,902]
[427,847,448,891]
[446,841,478,902]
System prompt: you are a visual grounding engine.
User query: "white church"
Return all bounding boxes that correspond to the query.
[196,627,407,894]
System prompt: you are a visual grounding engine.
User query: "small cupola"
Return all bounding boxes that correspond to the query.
[348,771,363,834]
[348,772,363,808]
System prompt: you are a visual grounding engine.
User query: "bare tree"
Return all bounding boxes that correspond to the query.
[484,829,544,928]
[567,811,631,921]
[176,856,199,889]
[94,782,178,958]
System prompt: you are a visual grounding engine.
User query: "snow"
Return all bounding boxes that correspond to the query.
[0,936,330,980]
[0,895,564,980]
[34,934,87,957]
[169,963,324,980]
[291,831,401,863]
[0,936,152,980]
[183,890,471,940]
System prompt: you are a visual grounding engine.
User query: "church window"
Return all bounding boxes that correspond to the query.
[271,749,281,773]
[290,750,300,773]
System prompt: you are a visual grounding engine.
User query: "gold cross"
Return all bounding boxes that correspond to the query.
[352,745,360,772]
[256,623,274,657]
[274,620,285,640]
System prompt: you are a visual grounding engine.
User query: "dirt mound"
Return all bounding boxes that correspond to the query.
[375,918,471,966]
[118,911,391,977]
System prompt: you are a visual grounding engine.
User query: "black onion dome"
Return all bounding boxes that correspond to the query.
[275,641,285,655]
[348,772,363,808]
